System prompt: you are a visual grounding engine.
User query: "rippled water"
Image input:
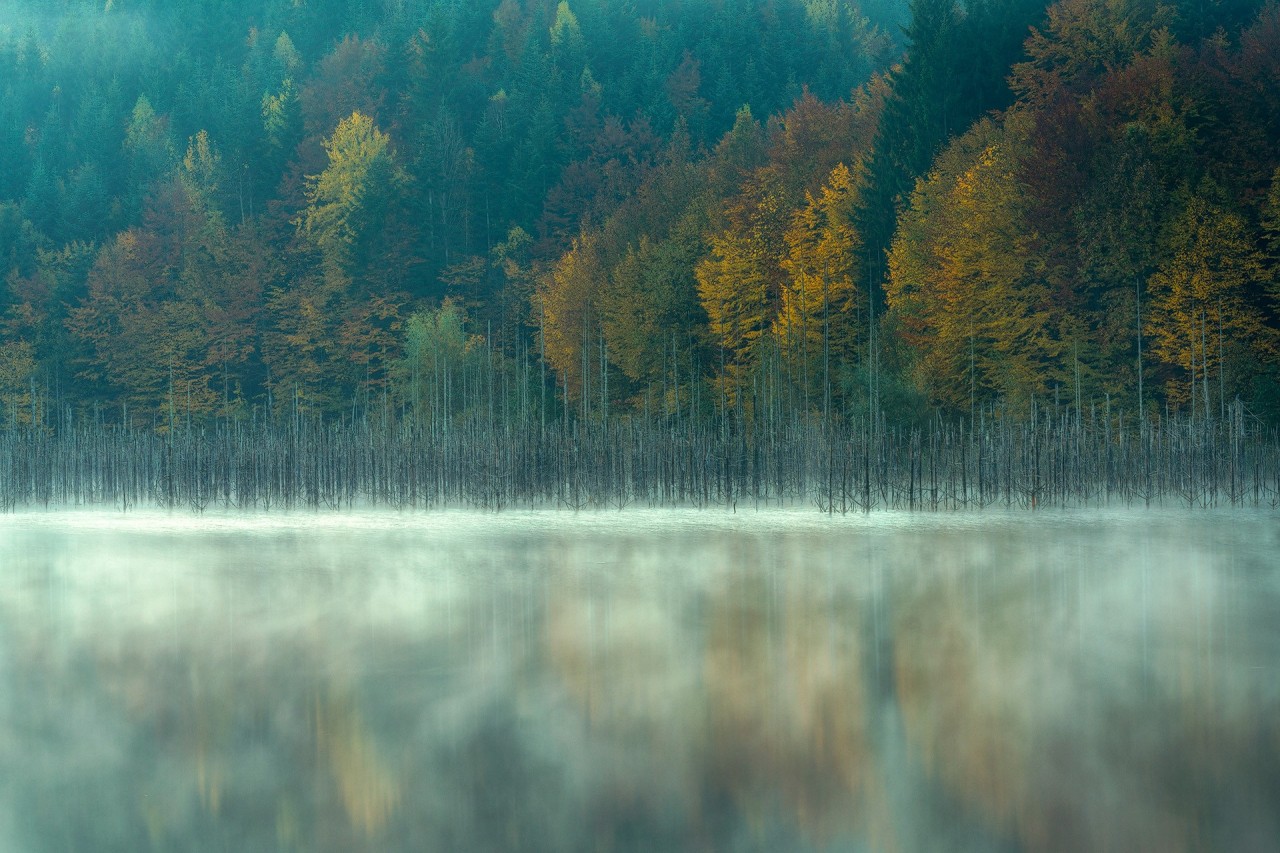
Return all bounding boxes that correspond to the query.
[1,508,1277,852]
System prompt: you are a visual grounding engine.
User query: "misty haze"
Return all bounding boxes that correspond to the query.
[1,509,1278,851]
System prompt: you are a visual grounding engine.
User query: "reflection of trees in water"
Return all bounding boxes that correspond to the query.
[2,612,581,851]
[3,519,1279,852]
[890,531,1280,853]
[0,536,705,852]
[703,568,875,839]
[316,690,400,836]
[543,537,898,848]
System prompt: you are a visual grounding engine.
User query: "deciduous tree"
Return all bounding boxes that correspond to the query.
[886,115,1061,412]
[300,112,406,285]
[1145,190,1274,413]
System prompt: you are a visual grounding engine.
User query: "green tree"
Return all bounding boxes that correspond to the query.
[123,94,173,213]
[857,0,1045,309]
[395,299,484,428]
[603,219,708,392]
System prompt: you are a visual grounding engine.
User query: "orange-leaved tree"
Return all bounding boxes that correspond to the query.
[67,166,234,427]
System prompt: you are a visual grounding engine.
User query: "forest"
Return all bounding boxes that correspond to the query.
[1,0,1278,438]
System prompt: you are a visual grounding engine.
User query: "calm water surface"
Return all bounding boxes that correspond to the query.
[1,509,1277,852]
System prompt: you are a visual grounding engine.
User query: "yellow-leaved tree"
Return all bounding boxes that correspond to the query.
[538,234,605,405]
[695,173,789,399]
[886,114,1061,413]
[0,339,36,428]
[776,162,863,410]
[300,111,405,286]
[268,112,408,413]
[1145,190,1275,416]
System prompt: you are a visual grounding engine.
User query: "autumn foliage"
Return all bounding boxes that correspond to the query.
[2,0,1279,429]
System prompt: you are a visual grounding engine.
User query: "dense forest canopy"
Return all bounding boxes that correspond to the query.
[0,0,1277,430]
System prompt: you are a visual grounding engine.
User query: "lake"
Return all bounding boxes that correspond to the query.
[1,509,1277,852]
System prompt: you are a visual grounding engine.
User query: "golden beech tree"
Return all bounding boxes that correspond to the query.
[694,92,883,404]
[538,234,604,401]
[1145,191,1275,414]
[886,115,1061,413]
[776,162,863,406]
[695,173,790,395]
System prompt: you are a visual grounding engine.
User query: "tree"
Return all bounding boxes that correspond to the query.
[666,51,711,139]
[1264,166,1280,263]
[395,299,484,428]
[416,108,476,272]
[300,112,406,286]
[1067,121,1178,406]
[123,95,173,214]
[855,0,965,305]
[1009,0,1171,106]
[21,157,63,242]
[886,115,1061,412]
[538,233,604,404]
[603,219,708,391]
[298,35,388,142]
[549,1,586,63]
[58,139,275,425]
[1145,190,1275,414]
[0,339,36,428]
[857,0,1045,310]
[198,223,275,418]
[0,203,45,284]
[67,228,214,426]
[260,275,337,414]
[776,162,864,409]
[182,130,223,205]
[695,172,790,395]
[4,240,97,404]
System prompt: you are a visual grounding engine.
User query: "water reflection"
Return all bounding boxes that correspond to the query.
[0,511,1276,851]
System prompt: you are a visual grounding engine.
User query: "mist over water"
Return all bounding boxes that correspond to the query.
[1,509,1277,851]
